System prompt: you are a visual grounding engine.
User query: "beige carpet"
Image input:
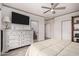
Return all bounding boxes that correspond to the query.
[2,46,29,56]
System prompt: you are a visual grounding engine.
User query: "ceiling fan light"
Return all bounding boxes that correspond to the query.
[51,9,54,12]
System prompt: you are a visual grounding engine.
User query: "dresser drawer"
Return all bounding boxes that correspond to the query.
[21,40,31,46]
[8,42,21,49]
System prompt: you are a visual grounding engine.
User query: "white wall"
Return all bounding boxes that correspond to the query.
[47,11,79,41]
[2,6,45,40]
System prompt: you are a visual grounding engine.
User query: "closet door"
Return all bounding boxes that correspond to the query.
[62,20,71,41]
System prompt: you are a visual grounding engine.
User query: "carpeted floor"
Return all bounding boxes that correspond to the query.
[2,46,29,56]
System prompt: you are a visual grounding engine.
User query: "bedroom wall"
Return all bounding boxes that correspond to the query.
[1,5,45,52]
[2,5,45,41]
[47,11,79,41]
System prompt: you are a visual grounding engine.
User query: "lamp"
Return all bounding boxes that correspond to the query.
[3,16,11,29]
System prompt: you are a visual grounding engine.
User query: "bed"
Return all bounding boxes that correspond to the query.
[25,39,79,56]
[58,42,79,56]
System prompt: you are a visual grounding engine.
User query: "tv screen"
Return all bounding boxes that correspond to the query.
[12,12,29,25]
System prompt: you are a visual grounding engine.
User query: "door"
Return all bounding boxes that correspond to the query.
[62,20,71,41]
[31,20,39,41]
[46,23,51,39]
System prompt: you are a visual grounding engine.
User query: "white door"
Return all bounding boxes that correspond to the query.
[62,20,71,41]
[31,21,39,40]
[46,23,51,39]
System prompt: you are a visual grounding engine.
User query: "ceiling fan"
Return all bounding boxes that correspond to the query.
[42,3,66,14]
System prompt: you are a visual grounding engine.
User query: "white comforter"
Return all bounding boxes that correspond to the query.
[58,42,79,56]
[26,39,71,56]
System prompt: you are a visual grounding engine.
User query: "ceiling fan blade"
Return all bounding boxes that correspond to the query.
[42,6,51,9]
[54,7,66,10]
[53,3,59,8]
[43,9,51,14]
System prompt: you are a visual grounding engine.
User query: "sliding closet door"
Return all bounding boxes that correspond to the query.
[62,20,71,41]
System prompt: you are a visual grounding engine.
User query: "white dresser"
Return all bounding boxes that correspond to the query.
[5,29,33,51]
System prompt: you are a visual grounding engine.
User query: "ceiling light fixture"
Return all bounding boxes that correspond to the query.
[51,9,54,12]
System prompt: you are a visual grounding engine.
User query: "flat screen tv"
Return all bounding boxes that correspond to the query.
[12,12,29,25]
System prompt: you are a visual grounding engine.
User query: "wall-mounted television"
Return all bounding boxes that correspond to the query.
[12,12,29,25]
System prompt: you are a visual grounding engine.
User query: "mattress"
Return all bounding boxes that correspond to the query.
[58,42,79,56]
[26,39,71,56]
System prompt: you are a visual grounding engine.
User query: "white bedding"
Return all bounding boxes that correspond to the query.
[26,39,71,56]
[58,42,79,56]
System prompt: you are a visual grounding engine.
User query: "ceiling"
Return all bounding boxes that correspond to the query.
[4,3,79,20]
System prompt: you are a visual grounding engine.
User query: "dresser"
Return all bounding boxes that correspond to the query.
[5,29,33,51]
